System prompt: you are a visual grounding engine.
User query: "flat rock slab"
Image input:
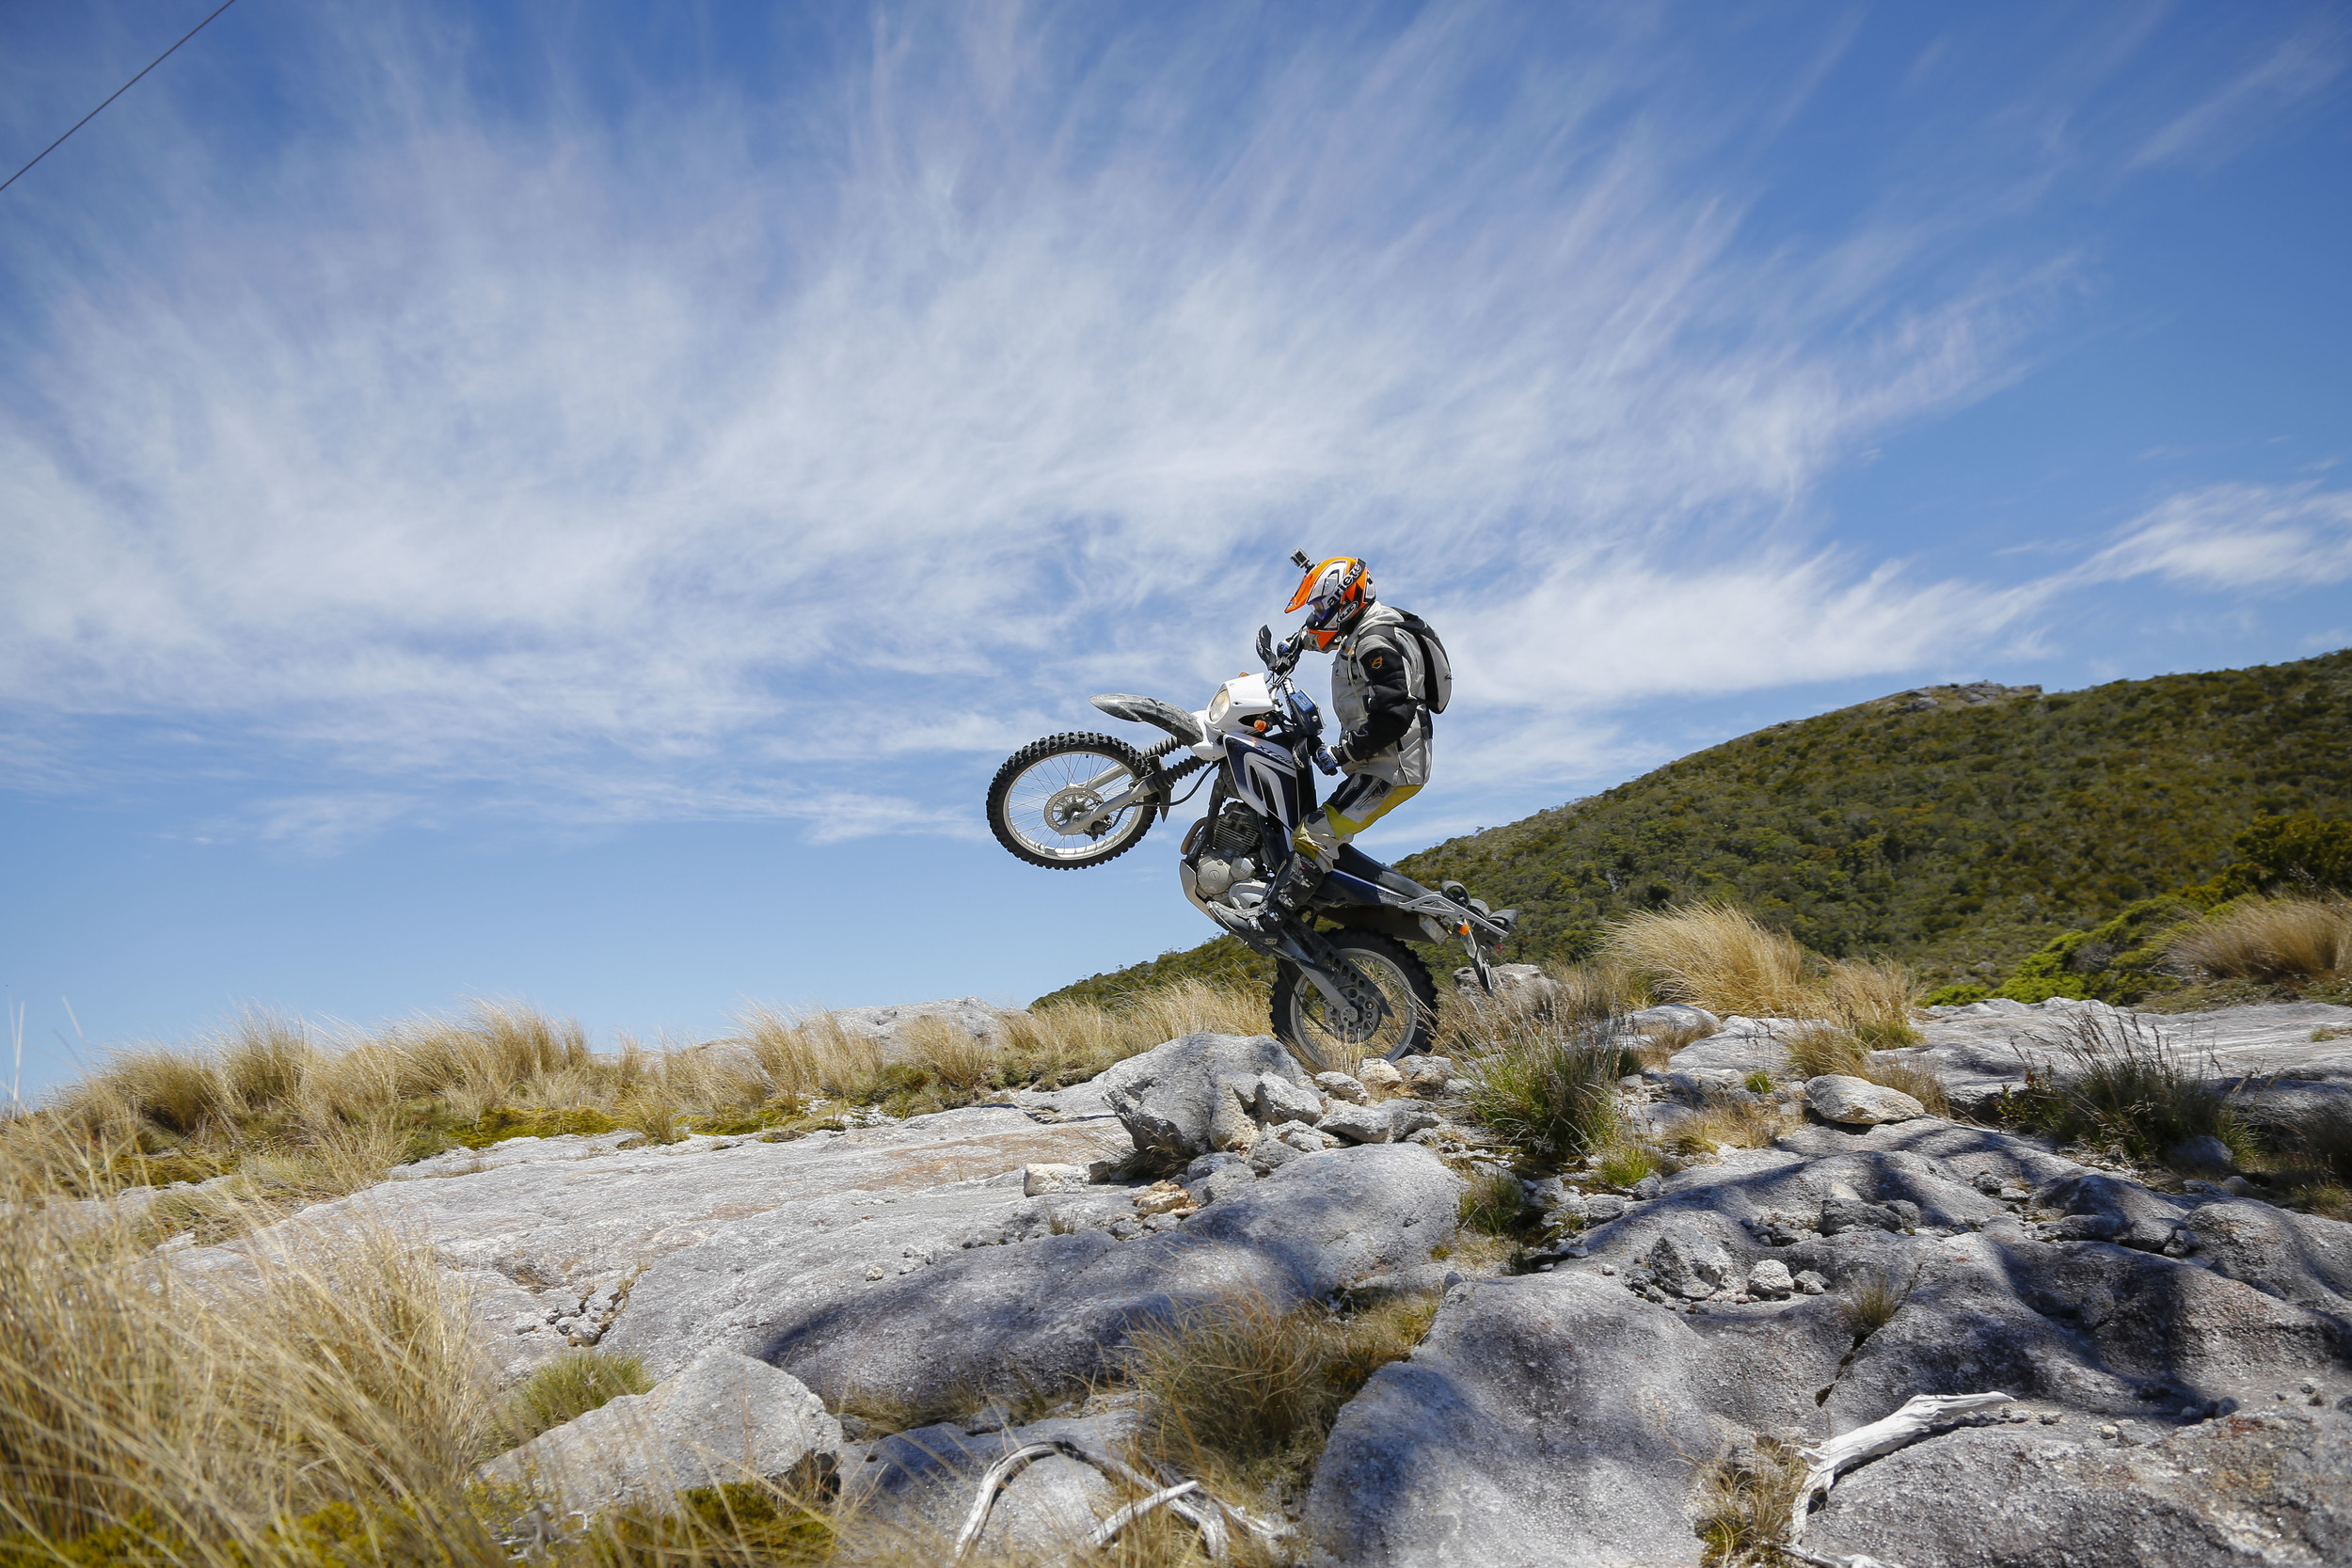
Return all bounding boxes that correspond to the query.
[1911,1001,2352,1113]
[1807,1411,2352,1567]
[484,1348,839,1517]
[175,1105,1131,1381]
[831,997,1016,1063]
[1329,1107,2352,1566]
[608,1143,1462,1414]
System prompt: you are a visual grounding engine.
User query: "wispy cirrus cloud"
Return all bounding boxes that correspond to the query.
[0,3,2330,847]
[2079,483,2352,592]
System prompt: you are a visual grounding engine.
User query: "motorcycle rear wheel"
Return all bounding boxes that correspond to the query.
[987,732,1156,868]
[1272,930,1438,1069]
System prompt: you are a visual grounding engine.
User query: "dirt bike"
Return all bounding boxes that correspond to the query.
[986,623,1515,1065]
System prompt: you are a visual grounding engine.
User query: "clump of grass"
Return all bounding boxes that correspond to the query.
[1994,1013,2250,1164]
[1846,1272,1908,1341]
[493,1350,655,1451]
[2167,895,2352,987]
[0,1121,503,1562]
[1607,905,1811,1019]
[1823,958,1922,1047]
[1684,1097,1786,1152]
[1742,1069,1776,1095]
[1461,1026,1640,1157]
[1693,1433,1809,1566]
[1126,1288,1438,1505]
[1595,1144,1657,1189]
[1458,1166,1525,1235]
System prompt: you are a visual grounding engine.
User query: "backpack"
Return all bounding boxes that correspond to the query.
[1386,610,1454,715]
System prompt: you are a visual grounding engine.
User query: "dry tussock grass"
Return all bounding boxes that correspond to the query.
[1604,905,1921,1042]
[1782,1024,1948,1117]
[8,983,1272,1207]
[2167,895,2352,985]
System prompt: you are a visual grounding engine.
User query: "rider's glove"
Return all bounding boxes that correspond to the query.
[1313,747,1340,776]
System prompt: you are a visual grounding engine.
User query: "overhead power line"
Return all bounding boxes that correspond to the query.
[0,0,242,198]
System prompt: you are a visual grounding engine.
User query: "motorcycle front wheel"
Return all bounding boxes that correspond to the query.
[1272,930,1438,1069]
[987,732,1156,869]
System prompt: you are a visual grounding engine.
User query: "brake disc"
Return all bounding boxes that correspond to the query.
[1043,784,1109,837]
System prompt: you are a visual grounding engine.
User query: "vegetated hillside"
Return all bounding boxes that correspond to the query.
[1041,649,2352,1006]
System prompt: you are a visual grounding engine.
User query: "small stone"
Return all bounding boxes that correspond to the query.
[1630,1175,1662,1200]
[1315,1071,1371,1104]
[1820,1196,1904,1236]
[1582,1194,1629,1222]
[1023,1163,1090,1196]
[2097,1424,2119,1440]
[2040,1412,2061,1425]
[2221,1176,2261,1197]
[1134,1181,1192,1215]
[1746,1259,1795,1299]
[1646,1227,1734,1300]
[1248,1132,1311,1175]
[1793,1270,1828,1296]
[1598,1264,1617,1276]
[864,1264,885,1280]
[1804,1074,1927,1126]
[1356,1059,1406,1095]
[510,1313,543,1335]
[1399,1056,1454,1095]
[570,1322,603,1346]
[2168,1134,2234,1173]
[1143,1212,1183,1232]
[2299,1380,2317,1394]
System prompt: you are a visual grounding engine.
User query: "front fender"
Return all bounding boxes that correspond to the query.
[1089,693,1205,747]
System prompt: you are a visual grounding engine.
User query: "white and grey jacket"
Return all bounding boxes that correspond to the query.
[1328,603,1433,788]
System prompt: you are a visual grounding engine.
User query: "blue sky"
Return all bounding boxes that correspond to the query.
[3,1,2347,1097]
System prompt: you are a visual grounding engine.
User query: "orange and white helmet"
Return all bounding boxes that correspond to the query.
[1287,553,1374,649]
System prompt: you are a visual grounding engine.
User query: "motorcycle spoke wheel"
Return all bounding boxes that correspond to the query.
[987,733,1155,869]
[1272,931,1438,1070]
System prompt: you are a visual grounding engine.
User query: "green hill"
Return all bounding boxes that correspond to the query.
[1040,649,2352,1006]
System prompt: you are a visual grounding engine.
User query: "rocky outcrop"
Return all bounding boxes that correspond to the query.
[484,1348,839,1515]
[1311,1108,2352,1565]
[1805,1073,1926,1126]
[1096,1032,1317,1158]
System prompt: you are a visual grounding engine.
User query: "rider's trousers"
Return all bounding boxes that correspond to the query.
[1294,773,1421,869]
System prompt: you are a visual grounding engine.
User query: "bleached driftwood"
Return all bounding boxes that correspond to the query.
[1788,1391,2014,1542]
[1089,1480,1202,1545]
[947,1436,1280,1562]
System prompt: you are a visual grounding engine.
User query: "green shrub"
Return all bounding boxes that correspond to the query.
[1596,1145,1656,1188]
[1992,894,2207,1005]
[1921,982,1989,1007]
[2189,812,2352,900]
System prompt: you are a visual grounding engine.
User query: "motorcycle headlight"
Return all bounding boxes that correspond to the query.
[1208,688,1231,726]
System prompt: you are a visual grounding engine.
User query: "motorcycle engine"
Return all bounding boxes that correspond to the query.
[1190,801,1261,900]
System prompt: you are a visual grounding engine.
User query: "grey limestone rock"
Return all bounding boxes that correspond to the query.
[1022,1163,1089,1196]
[1398,1055,1455,1095]
[1746,1259,1794,1299]
[1648,1226,1734,1299]
[1095,1032,1311,1159]
[1305,1272,1851,1566]
[836,1407,1142,1558]
[606,1143,1461,1414]
[1805,1073,1927,1126]
[2167,1133,2235,1173]
[1629,1003,1721,1036]
[1318,1099,1441,1145]
[1253,1072,1326,1125]
[483,1348,839,1515]
[1315,1070,1371,1104]
[1807,1412,2351,1567]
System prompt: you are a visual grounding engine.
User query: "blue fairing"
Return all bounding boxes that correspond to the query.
[1324,843,1404,906]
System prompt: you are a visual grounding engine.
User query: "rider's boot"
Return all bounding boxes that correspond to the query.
[1253,854,1328,938]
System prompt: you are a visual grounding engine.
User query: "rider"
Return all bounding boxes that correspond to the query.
[1256,554,1436,935]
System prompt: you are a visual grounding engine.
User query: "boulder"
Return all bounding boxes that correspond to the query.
[836,1407,1142,1558]
[1315,1071,1371,1104]
[1746,1259,1794,1299]
[1095,1033,1312,1159]
[1398,1056,1455,1095]
[1253,1073,1326,1125]
[1629,1004,1720,1036]
[1356,1059,1406,1095]
[1804,1074,1927,1126]
[1305,1273,1850,1566]
[1647,1227,1735,1299]
[2167,1134,2235,1173]
[1318,1100,1442,1145]
[483,1348,839,1514]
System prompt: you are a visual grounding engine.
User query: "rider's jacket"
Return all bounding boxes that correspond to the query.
[1329,603,1433,788]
